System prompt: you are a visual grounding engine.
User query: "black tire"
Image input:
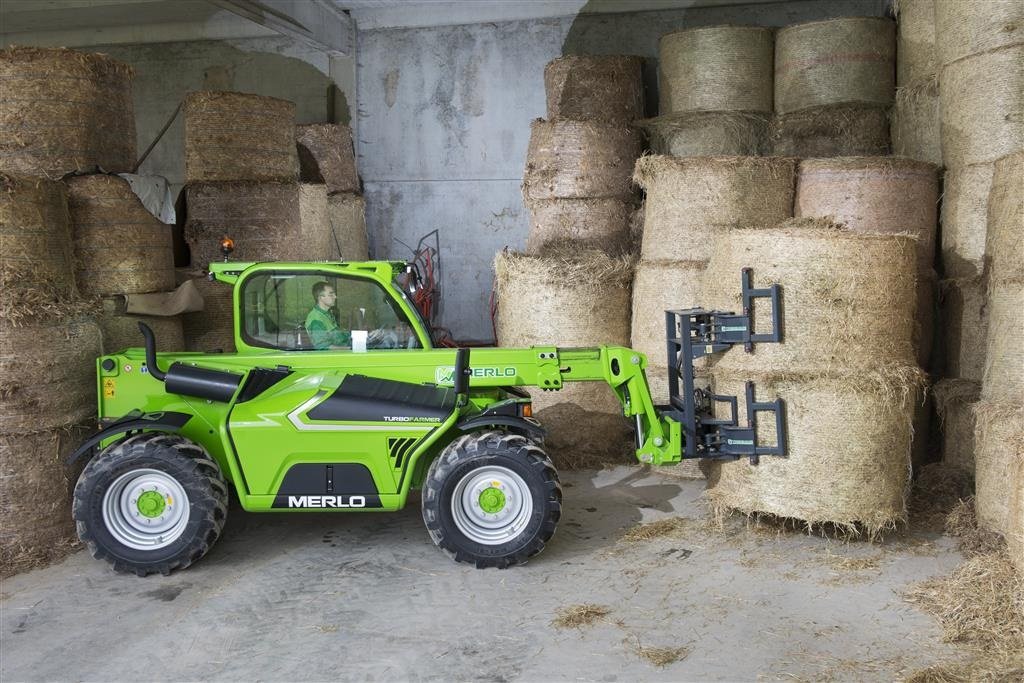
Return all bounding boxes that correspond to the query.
[72,433,229,576]
[422,431,561,568]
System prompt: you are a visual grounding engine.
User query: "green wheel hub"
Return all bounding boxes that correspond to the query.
[478,487,506,514]
[136,490,167,518]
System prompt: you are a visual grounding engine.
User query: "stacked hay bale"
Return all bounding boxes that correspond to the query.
[973,151,1024,569]
[794,157,938,466]
[892,0,942,165]
[0,47,136,177]
[296,124,368,260]
[505,56,642,468]
[771,17,894,157]
[703,219,924,533]
[0,174,101,576]
[640,26,773,157]
[65,174,180,353]
[632,156,797,478]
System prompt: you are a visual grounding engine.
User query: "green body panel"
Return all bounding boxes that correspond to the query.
[94,260,685,513]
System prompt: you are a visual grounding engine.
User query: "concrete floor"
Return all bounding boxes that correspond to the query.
[2,467,966,682]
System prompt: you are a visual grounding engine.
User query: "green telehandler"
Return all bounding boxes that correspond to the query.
[67,249,786,575]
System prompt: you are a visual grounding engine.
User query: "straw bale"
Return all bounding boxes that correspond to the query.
[933,378,980,472]
[985,151,1024,285]
[940,163,994,278]
[1009,453,1024,574]
[630,259,706,368]
[658,26,774,114]
[633,155,796,263]
[184,181,326,268]
[183,91,298,183]
[0,46,135,178]
[934,0,1024,66]
[769,104,891,158]
[66,174,175,297]
[296,123,359,194]
[937,277,989,381]
[529,383,633,470]
[637,112,769,157]
[0,173,78,324]
[0,317,102,434]
[544,55,643,123]
[0,422,91,578]
[895,0,937,86]
[702,220,918,373]
[973,402,1024,542]
[522,119,642,201]
[97,296,183,354]
[327,192,368,260]
[982,282,1024,404]
[774,17,895,115]
[795,156,939,272]
[939,45,1024,168]
[525,198,633,255]
[705,366,924,534]
[892,78,942,166]
[176,269,235,353]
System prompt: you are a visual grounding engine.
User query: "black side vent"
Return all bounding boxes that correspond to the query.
[388,437,418,468]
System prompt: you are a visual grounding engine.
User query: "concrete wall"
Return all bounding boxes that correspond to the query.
[357,0,887,342]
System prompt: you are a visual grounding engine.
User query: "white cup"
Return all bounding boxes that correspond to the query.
[352,330,368,352]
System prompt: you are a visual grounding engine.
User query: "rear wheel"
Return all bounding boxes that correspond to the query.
[73,433,228,576]
[422,431,561,568]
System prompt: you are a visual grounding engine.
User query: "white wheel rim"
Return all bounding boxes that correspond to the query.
[450,465,533,546]
[101,469,190,551]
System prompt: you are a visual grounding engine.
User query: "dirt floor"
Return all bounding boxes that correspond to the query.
[1,467,970,681]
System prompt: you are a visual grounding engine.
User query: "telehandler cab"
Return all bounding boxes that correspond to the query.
[68,252,786,575]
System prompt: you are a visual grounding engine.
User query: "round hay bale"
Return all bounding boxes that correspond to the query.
[774,17,896,115]
[297,183,332,261]
[933,378,980,472]
[525,198,633,255]
[985,150,1024,284]
[66,174,175,296]
[184,181,307,268]
[637,112,769,157]
[0,173,77,325]
[934,0,1024,66]
[973,402,1024,539]
[892,78,942,166]
[895,0,937,86]
[795,156,939,272]
[633,155,796,263]
[630,259,706,368]
[702,220,918,373]
[522,119,642,201]
[658,26,774,114]
[1008,445,1024,573]
[982,282,1024,403]
[937,277,989,381]
[940,163,994,278]
[327,192,368,260]
[0,46,135,178]
[544,55,643,123]
[296,123,359,194]
[97,297,183,354]
[705,366,924,534]
[183,91,298,183]
[0,317,102,434]
[770,104,891,158]
[177,268,235,353]
[939,44,1024,168]
[494,250,634,468]
[0,422,92,578]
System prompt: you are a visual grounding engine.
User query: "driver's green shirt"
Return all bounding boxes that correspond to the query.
[304,306,351,349]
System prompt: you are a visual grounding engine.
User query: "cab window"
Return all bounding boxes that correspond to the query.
[240,272,422,351]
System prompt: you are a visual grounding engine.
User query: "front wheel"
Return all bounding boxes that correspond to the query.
[72,433,228,576]
[421,431,561,568]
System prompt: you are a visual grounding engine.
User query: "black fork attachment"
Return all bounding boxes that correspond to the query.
[664,269,787,464]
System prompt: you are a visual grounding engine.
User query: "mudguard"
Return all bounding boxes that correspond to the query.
[456,415,546,440]
[65,410,193,466]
